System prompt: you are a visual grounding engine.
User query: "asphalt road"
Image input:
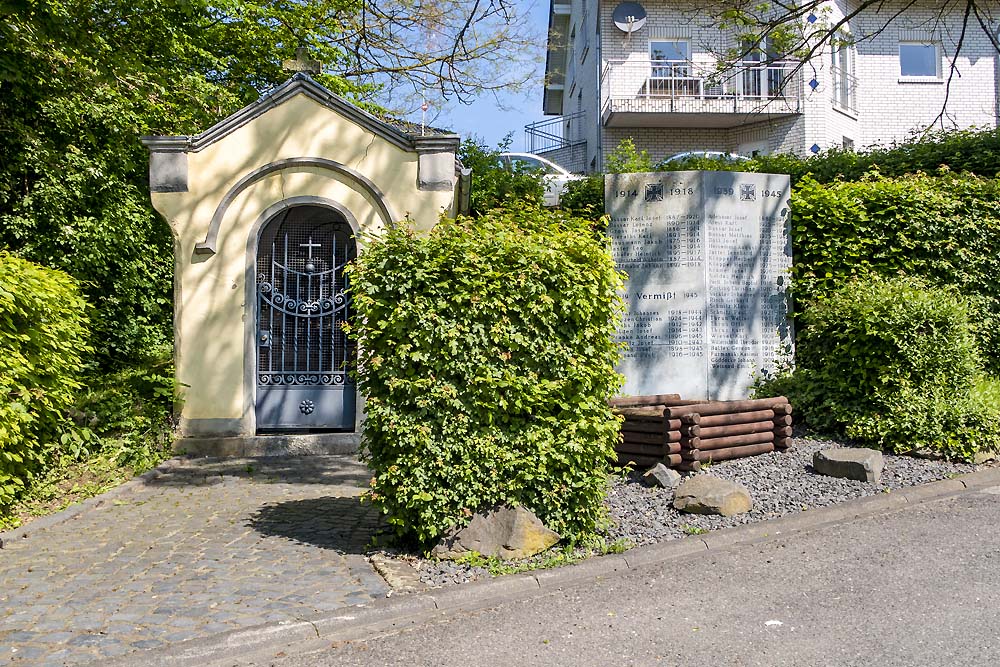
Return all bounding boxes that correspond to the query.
[262,487,1000,667]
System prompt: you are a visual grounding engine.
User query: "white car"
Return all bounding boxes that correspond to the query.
[499,152,583,206]
[656,151,751,168]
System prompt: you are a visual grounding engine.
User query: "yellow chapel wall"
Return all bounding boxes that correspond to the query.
[149,92,457,438]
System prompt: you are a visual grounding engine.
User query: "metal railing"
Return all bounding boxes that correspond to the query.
[524,111,587,153]
[601,59,802,117]
[831,66,858,114]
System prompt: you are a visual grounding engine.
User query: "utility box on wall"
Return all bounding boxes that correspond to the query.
[143,74,462,455]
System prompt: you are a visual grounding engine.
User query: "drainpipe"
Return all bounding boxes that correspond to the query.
[595,0,604,173]
[995,24,1000,127]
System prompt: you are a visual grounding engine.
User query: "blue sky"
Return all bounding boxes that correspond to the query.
[431,1,549,150]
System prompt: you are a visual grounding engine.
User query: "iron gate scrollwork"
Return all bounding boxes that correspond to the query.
[255,206,356,430]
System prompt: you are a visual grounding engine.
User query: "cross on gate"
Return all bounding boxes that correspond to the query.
[299,237,322,260]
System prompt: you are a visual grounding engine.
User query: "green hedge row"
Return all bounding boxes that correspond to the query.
[348,207,624,546]
[0,253,90,506]
[791,172,1000,373]
[656,127,1000,185]
[759,276,1000,460]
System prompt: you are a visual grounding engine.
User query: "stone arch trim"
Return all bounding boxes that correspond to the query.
[196,157,397,255]
[241,196,366,436]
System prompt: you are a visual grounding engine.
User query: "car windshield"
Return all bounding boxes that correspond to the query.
[506,156,561,175]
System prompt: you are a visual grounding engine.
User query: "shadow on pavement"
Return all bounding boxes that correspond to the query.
[247,496,384,554]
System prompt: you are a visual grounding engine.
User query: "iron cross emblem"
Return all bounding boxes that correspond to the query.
[300,237,321,273]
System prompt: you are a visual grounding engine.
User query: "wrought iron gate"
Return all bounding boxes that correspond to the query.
[255,206,356,430]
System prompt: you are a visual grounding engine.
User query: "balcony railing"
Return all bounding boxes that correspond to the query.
[524,112,588,172]
[525,111,586,153]
[831,66,858,114]
[601,59,802,124]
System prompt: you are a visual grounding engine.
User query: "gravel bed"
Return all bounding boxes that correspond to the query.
[605,437,976,546]
[396,437,978,587]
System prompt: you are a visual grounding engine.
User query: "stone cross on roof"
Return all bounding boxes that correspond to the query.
[282,47,322,75]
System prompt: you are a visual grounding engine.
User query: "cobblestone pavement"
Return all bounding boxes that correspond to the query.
[0,456,388,666]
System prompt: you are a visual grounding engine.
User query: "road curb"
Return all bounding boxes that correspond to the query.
[89,463,998,666]
[0,457,185,544]
[957,466,1000,489]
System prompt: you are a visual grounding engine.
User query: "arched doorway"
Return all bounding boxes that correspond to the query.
[254,205,356,431]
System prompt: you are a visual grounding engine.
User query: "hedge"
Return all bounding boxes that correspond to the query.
[0,253,90,507]
[347,207,625,546]
[790,171,1000,372]
[656,127,1000,185]
[759,276,999,460]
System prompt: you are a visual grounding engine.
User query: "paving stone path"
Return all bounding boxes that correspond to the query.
[0,456,388,666]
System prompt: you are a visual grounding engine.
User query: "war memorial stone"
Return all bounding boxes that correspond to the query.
[606,170,793,400]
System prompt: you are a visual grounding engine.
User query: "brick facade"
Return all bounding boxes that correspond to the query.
[541,0,998,171]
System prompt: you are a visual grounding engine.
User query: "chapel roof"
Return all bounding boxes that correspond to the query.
[142,73,460,154]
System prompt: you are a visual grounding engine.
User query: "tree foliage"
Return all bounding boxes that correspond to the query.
[348,208,625,546]
[0,253,90,507]
[0,0,535,363]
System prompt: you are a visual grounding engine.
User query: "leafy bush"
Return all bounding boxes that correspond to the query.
[759,275,1000,460]
[762,127,1000,184]
[606,138,653,173]
[72,352,177,469]
[0,253,91,507]
[558,175,605,220]
[653,155,748,172]
[790,172,1000,371]
[348,207,625,546]
[458,136,544,215]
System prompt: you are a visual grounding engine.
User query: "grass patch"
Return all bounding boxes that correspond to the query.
[0,443,171,532]
[451,534,633,577]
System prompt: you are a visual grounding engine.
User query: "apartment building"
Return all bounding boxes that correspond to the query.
[529,0,1000,172]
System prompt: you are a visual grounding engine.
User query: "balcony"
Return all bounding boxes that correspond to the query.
[601,59,803,128]
[524,112,588,172]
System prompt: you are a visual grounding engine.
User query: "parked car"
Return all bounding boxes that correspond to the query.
[656,151,751,168]
[499,152,583,206]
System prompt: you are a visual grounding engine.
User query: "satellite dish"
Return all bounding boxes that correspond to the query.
[613,2,647,33]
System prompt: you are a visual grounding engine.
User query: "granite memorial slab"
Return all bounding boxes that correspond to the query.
[606,170,793,400]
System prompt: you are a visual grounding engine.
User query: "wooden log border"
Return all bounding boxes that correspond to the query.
[613,395,794,469]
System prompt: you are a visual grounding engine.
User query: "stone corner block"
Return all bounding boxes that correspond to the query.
[813,447,884,483]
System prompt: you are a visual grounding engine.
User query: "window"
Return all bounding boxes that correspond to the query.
[650,40,690,77]
[740,38,784,97]
[899,42,939,77]
[842,136,855,151]
[566,25,577,84]
[831,37,856,111]
[649,40,692,96]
